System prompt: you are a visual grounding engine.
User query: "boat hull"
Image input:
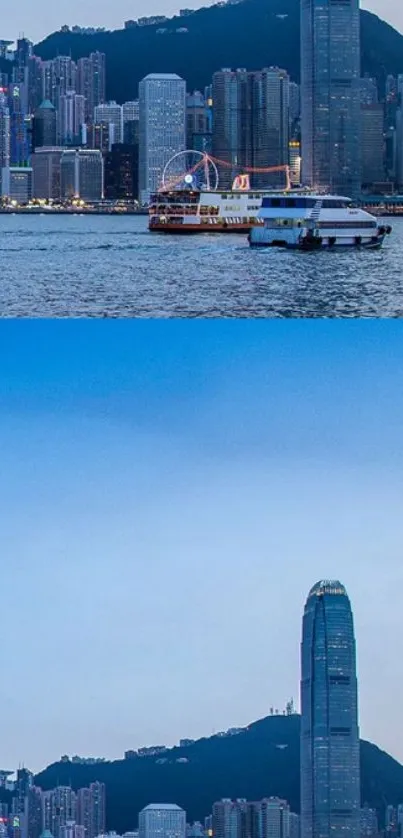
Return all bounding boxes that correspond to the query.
[249,235,386,250]
[149,222,255,234]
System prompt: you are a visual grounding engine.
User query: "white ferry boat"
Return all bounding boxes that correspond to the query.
[248,194,392,249]
[149,187,266,233]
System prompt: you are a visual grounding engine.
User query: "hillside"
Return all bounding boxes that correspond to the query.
[34,0,403,102]
[35,715,403,833]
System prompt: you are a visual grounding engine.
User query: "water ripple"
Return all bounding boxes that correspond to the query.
[0,213,402,317]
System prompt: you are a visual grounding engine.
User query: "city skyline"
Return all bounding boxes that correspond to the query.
[2,0,403,44]
[1,322,403,771]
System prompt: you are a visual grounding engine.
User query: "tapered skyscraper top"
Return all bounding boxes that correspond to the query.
[300,580,360,838]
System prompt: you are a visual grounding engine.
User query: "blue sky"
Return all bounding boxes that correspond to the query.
[6,0,403,43]
[1,321,403,773]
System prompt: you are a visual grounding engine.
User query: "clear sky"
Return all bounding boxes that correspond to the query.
[1,321,403,774]
[4,0,403,44]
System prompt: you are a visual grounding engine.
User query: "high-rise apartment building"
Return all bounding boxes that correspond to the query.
[212,67,289,189]
[139,804,186,838]
[77,52,106,121]
[89,782,106,838]
[300,581,360,838]
[43,788,77,838]
[138,73,186,204]
[300,0,361,195]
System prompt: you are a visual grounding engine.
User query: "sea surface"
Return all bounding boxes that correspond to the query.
[0,213,402,317]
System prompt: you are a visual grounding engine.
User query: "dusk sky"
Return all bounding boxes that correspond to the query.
[5,0,403,43]
[1,321,403,774]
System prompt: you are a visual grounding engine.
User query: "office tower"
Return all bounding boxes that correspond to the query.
[260,799,290,838]
[60,149,103,200]
[397,806,403,838]
[359,78,378,106]
[32,100,57,148]
[77,52,106,121]
[32,147,64,199]
[8,83,30,165]
[289,140,301,186]
[359,808,378,838]
[186,90,209,148]
[360,105,384,187]
[58,92,86,145]
[288,81,300,137]
[0,88,11,192]
[300,581,360,838]
[138,73,186,204]
[123,100,139,124]
[139,805,186,838]
[105,143,138,200]
[94,102,123,147]
[212,68,289,189]
[14,38,33,86]
[89,783,106,838]
[300,0,361,196]
[1,166,33,202]
[85,122,113,154]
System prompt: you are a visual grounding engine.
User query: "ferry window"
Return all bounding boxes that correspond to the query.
[285,198,296,207]
[271,198,281,207]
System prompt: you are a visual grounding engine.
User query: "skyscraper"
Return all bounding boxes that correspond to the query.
[300,581,360,838]
[32,100,57,149]
[212,67,290,189]
[94,102,123,147]
[139,804,186,838]
[0,89,11,193]
[300,0,361,196]
[138,73,186,204]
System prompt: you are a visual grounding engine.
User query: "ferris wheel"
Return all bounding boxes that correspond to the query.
[162,150,219,192]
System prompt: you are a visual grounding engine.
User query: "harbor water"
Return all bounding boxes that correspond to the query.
[1,213,403,317]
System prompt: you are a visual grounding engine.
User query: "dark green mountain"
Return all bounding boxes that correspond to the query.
[34,0,403,102]
[34,715,403,833]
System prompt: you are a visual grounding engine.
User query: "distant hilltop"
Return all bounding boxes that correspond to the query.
[34,714,403,834]
[34,0,403,102]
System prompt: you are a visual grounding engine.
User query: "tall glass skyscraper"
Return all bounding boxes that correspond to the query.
[300,581,360,838]
[300,0,361,196]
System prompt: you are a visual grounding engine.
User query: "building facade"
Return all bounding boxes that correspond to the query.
[139,804,186,838]
[32,147,64,199]
[300,581,360,838]
[300,0,361,196]
[60,149,103,201]
[212,67,290,189]
[138,73,186,204]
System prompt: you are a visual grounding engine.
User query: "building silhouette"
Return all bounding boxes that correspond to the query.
[300,0,361,196]
[32,100,57,149]
[300,581,360,838]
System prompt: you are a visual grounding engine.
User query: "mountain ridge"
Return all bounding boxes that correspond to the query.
[34,714,403,833]
[33,0,403,102]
